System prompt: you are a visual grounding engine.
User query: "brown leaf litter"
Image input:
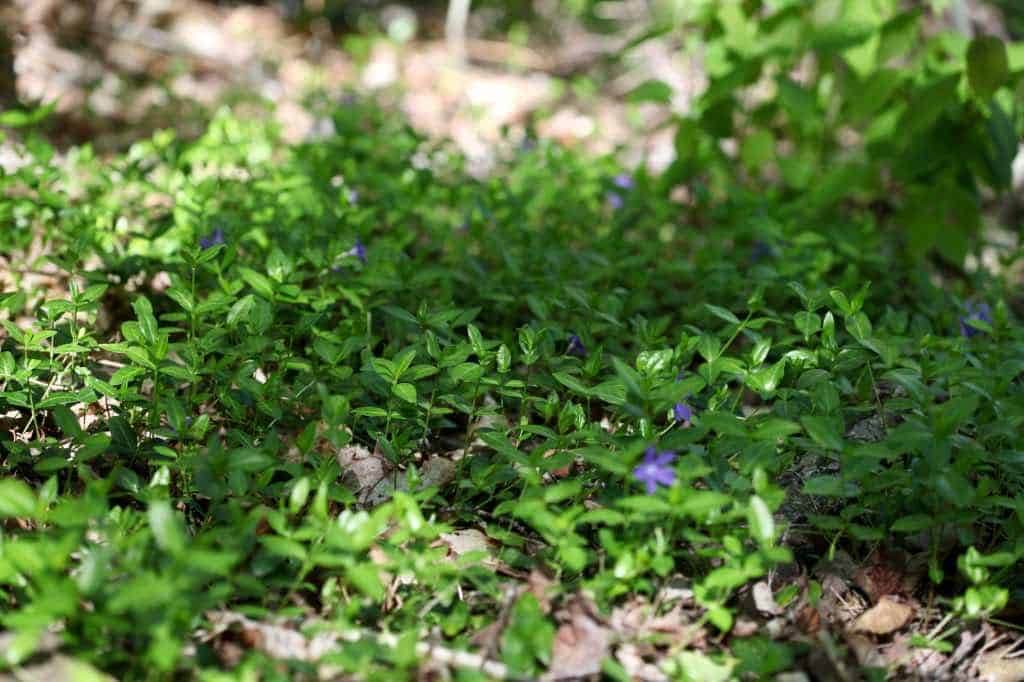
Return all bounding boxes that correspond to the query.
[199,610,508,679]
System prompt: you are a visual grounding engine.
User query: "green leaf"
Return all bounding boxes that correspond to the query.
[750,338,771,366]
[450,362,483,383]
[0,479,37,518]
[829,289,853,316]
[148,500,186,556]
[705,304,741,325]
[933,395,979,437]
[891,515,935,533]
[496,344,511,373]
[611,356,646,401]
[628,79,673,104]
[702,411,746,437]
[552,372,589,396]
[636,349,673,376]
[679,491,733,519]
[289,477,311,514]
[740,130,774,169]
[747,495,775,545]
[238,267,276,300]
[227,294,255,327]
[697,335,722,362]
[392,382,417,404]
[345,563,385,600]
[752,418,801,441]
[132,296,159,346]
[0,102,56,128]
[260,536,307,562]
[794,311,821,337]
[967,35,1009,100]
[802,476,859,497]
[800,415,844,451]
[232,448,276,472]
[846,312,872,343]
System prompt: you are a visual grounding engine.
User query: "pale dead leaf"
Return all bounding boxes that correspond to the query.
[775,673,812,682]
[616,642,669,682]
[542,597,611,681]
[850,595,915,635]
[527,569,556,614]
[362,455,456,506]
[731,618,759,638]
[202,611,508,677]
[436,528,499,569]
[978,645,1024,682]
[335,443,388,503]
[751,581,783,616]
[816,573,867,627]
[610,598,703,648]
[846,631,885,667]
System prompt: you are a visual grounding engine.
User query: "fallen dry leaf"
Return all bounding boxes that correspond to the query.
[816,573,867,627]
[615,642,669,682]
[795,604,821,635]
[751,581,784,616]
[853,550,919,603]
[363,454,456,506]
[436,528,500,570]
[335,443,388,502]
[527,569,556,614]
[541,596,611,681]
[850,595,915,635]
[978,645,1024,682]
[731,618,760,638]
[202,611,508,677]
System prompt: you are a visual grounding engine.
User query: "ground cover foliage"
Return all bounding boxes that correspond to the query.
[2,3,1024,680]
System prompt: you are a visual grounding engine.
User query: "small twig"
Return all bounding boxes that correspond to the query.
[445,0,472,66]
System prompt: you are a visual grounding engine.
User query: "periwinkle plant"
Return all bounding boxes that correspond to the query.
[960,302,992,338]
[633,447,676,495]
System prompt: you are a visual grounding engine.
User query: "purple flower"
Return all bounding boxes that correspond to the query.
[346,238,367,262]
[750,239,773,263]
[673,402,693,427]
[346,188,359,205]
[613,173,634,190]
[959,302,993,338]
[607,174,634,210]
[199,228,225,250]
[566,334,587,358]
[634,446,676,495]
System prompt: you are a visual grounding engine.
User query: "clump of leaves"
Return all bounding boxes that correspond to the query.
[0,66,1022,677]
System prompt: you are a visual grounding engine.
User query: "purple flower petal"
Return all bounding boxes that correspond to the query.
[567,334,587,358]
[654,451,676,467]
[653,468,676,486]
[199,227,225,250]
[613,173,634,190]
[346,238,367,262]
[633,446,676,494]
[960,301,993,338]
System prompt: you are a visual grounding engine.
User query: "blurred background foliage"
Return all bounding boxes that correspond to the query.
[2,0,1023,266]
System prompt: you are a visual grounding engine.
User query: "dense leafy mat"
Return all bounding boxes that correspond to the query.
[1,100,1023,679]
